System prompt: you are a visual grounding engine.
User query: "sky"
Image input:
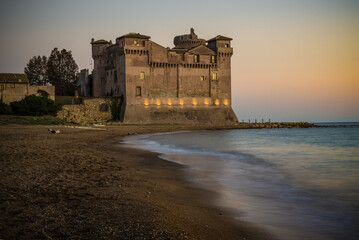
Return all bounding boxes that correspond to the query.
[0,0,358,122]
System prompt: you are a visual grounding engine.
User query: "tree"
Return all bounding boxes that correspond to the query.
[24,56,49,86]
[47,48,78,96]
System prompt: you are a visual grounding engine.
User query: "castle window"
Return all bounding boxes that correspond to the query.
[211,55,217,63]
[200,76,204,81]
[225,44,229,48]
[136,86,141,96]
[140,72,145,80]
[134,40,138,45]
[194,54,199,63]
[212,72,218,81]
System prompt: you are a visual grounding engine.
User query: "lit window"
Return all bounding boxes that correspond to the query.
[200,76,204,81]
[134,40,138,45]
[194,54,199,63]
[225,44,229,48]
[211,55,217,63]
[140,72,145,80]
[136,86,141,96]
[212,72,218,81]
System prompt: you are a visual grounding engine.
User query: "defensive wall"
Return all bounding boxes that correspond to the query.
[57,97,237,124]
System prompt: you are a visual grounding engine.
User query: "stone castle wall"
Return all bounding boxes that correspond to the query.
[57,97,237,124]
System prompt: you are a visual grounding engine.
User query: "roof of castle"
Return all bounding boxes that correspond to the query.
[168,46,187,52]
[91,39,109,45]
[207,35,233,42]
[187,44,216,55]
[0,73,29,83]
[117,33,151,40]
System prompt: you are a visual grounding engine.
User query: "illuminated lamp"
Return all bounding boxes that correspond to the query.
[167,99,172,106]
[224,99,229,106]
[144,98,149,106]
[215,99,220,106]
[156,99,161,106]
[204,98,209,105]
[179,99,184,105]
[192,98,197,105]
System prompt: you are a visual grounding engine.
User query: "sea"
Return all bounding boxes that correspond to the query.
[123,122,359,240]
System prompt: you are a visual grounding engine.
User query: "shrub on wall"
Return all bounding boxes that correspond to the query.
[11,94,61,116]
[37,89,50,98]
[110,96,124,121]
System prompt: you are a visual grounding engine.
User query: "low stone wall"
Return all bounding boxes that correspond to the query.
[57,97,239,124]
[1,84,55,104]
[57,98,112,124]
[28,86,55,101]
[124,105,238,124]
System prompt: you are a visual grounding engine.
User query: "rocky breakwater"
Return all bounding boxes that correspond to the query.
[235,122,317,129]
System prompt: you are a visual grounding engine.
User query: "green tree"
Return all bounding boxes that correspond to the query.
[24,55,49,86]
[47,48,78,96]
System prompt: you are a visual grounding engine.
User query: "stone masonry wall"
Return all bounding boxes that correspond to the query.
[57,98,112,124]
[57,97,238,124]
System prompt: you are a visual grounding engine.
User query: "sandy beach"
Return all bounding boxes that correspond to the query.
[0,124,277,239]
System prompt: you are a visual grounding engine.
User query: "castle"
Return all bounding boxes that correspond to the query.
[90,28,238,123]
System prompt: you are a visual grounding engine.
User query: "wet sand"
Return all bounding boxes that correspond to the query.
[0,124,277,239]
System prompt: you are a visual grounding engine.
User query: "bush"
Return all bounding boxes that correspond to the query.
[0,97,13,115]
[110,96,124,121]
[37,89,49,98]
[11,94,61,116]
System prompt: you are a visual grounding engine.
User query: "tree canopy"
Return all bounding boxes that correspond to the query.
[24,48,79,96]
[47,48,78,96]
[24,56,49,86]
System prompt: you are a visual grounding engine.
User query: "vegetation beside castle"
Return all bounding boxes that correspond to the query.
[0,90,61,117]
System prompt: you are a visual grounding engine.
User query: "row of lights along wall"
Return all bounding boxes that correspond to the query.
[143,98,229,106]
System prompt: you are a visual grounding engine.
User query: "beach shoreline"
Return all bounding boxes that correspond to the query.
[0,124,278,239]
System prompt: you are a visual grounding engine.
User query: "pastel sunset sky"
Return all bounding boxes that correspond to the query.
[0,0,358,122]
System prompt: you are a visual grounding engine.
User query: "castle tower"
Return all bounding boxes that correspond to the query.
[91,38,109,96]
[173,28,206,50]
[207,35,233,101]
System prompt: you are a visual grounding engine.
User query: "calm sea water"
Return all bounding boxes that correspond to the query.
[123,123,359,240]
